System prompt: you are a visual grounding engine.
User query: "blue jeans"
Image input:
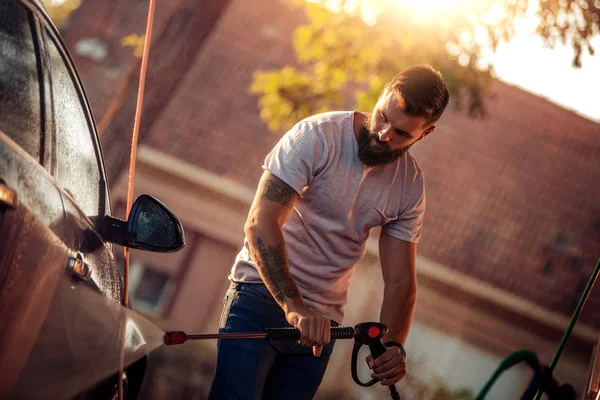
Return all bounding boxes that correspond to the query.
[208,282,338,400]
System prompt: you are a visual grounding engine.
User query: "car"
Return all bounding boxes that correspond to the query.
[0,0,185,398]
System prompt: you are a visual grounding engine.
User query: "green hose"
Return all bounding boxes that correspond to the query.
[532,257,600,400]
[476,257,600,399]
[475,350,541,399]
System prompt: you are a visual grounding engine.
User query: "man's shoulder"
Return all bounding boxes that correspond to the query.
[404,151,425,182]
[300,111,353,128]
[292,112,354,146]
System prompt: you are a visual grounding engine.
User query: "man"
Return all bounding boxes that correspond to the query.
[209,64,450,399]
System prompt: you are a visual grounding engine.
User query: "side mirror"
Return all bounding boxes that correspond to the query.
[102,195,185,252]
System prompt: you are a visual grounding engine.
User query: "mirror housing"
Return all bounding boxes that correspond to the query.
[102,194,185,252]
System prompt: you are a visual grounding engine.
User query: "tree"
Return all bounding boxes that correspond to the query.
[491,0,599,68]
[250,0,599,132]
[41,0,82,26]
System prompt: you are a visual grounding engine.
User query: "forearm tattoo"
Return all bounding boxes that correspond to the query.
[261,177,295,208]
[252,238,300,305]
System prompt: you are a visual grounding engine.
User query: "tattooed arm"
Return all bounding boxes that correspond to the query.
[244,170,331,356]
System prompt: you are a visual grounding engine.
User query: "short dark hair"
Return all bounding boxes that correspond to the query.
[386,65,450,126]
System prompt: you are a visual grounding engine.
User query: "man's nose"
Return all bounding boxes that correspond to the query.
[378,125,392,142]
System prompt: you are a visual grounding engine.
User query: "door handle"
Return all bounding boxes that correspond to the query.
[67,253,92,281]
[0,181,18,209]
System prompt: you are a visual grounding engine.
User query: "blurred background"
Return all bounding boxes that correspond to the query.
[41,0,600,398]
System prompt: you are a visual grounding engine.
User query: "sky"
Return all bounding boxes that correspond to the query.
[354,0,600,122]
[481,14,600,123]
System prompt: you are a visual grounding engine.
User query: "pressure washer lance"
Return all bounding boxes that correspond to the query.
[164,322,401,400]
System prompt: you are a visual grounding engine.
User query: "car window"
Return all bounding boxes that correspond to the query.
[45,30,103,218]
[0,0,42,161]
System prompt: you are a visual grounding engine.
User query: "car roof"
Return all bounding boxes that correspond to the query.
[24,0,46,10]
[17,0,52,23]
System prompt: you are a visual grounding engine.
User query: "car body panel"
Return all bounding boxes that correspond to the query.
[0,0,143,397]
[0,132,69,397]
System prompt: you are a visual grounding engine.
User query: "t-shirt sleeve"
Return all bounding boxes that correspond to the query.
[382,180,426,243]
[263,120,326,195]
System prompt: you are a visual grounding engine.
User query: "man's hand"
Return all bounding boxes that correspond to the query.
[366,346,406,385]
[285,302,331,357]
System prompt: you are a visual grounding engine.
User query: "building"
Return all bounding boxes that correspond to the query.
[59,0,600,398]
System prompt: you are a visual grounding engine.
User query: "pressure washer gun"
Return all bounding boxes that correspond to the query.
[164,322,401,399]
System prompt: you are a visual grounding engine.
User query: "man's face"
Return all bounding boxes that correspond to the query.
[357,91,434,167]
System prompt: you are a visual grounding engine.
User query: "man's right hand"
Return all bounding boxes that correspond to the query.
[284,301,331,357]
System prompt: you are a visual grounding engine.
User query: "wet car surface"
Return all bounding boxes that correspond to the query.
[0,0,185,398]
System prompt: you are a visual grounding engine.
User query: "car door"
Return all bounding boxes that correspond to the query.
[5,2,141,397]
[0,0,70,396]
[41,18,123,304]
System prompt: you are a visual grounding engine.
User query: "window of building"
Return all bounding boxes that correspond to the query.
[129,259,175,316]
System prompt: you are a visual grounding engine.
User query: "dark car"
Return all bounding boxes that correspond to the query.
[0,0,185,398]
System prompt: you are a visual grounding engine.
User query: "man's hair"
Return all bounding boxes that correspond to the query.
[386,64,450,126]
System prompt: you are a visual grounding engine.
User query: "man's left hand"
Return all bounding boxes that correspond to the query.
[366,345,406,385]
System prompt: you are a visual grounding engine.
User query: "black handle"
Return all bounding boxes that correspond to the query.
[264,326,355,341]
[363,341,401,399]
[352,336,401,399]
[369,341,387,359]
[266,323,401,400]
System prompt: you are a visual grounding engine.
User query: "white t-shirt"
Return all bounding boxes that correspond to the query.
[230,111,425,323]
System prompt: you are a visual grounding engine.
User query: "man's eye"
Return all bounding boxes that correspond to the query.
[395,129,408,136]
[379,111,387,122]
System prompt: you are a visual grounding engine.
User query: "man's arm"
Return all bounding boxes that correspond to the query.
[367,230,417,385]
[244,170,330,355]
[245,170,300,305]
[379,231,418,345]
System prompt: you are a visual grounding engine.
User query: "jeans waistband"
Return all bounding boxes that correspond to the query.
[229,281,339,326]
[230,281,276,303]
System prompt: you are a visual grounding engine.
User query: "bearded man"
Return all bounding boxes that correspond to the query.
[209,64,450,400]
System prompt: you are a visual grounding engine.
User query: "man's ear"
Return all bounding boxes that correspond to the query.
[419,126,436,141]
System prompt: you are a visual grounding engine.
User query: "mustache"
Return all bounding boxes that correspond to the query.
[366,132,390,149]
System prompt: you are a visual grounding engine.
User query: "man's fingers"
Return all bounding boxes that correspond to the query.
[320,319,330,346]
[372,355,404,374]
[298,319,309,346]
[371,357,406,382]
[308,318,317,346]
[291,312,331,347]
[372,347,400,368]
[313,345,323,357]
[303,316,331,347]
[379,369,406,386]
[365,354,374,369]
[372,364,406,383]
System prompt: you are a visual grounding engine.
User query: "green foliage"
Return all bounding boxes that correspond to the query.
[251,1,495,133]
[251,0,599,133]
[121,34,146,58]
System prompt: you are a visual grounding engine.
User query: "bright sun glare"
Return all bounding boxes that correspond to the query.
[386,0,506,25]
[398,0,476,14]
[312,0,506,27]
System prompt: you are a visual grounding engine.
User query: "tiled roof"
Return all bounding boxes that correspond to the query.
[144,0,305,186]
[414,83,600,326]
[62,0,600,328]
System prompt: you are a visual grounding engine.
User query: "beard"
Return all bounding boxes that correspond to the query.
[356,118,411,167]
